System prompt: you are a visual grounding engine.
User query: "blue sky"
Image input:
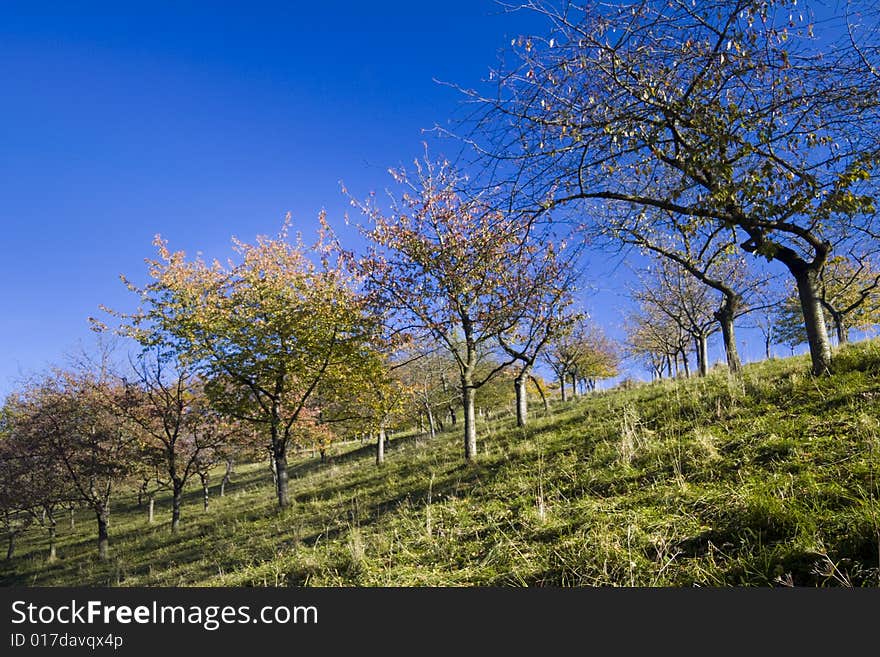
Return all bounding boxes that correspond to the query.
[0,1,550,396]
[0,1,826,399]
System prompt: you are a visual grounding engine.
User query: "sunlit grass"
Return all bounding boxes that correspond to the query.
[3,340,879,586]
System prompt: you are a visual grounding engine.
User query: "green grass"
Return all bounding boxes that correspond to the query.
[3,340,880,587]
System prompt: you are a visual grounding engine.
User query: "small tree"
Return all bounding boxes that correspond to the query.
[632,258,719,376]
[353,158,556,459]
[817,255,880,344]
[103,218,380,509]
[116,357,239,532]
[7,367,136,560]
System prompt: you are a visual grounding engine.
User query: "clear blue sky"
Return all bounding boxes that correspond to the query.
[0,0,552,397]
[0,1,809,399]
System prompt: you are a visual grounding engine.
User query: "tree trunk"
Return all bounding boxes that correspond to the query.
[220,458,234,497]
[96,505,109,560]
[148,495,155,524]
[274,447,290,509]
[697,333,709,377]
[425,402,436,440]
[47,515,57,563]
[715,300,742,374]
[832,312,848,345]
[376,425,386,466]
[530,375,549,413]
[6,532,14,560]
[462,381,477,461]
[69,507,75,530]
[794,267,834,375]
[570,373,578,398]
[559,374,567,402]
[200,473,209,512]
[171,480,183,533]
[448,405,457,425]
[269,454,277,485]
[514,368,529,428]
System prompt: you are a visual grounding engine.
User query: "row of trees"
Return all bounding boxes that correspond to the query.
[2,166,622,560]
[624,250,880,378]
[461,0,880,376]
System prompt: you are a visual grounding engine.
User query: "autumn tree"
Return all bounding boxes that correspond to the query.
[353,158,558,460]
[465,0,880,375]
[631,258,719,376]
[394,346,457,440]
[774,255,880,348]
[114,356,239,532]
[103,218,380,509]
[609,210,772,373]
[576,325,621,391]
[0,416,33,561]
[0,419,74,562]
[817,255,880,344]
[6,367,136,560]
[497,244,576,426]
[625,303,691,380]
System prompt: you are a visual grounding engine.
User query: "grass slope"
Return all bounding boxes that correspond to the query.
[3,341,880,587]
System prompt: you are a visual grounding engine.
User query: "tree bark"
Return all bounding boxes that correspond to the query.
[69,507,75,530]
[570,373,578,398]
[559,373,567,402]
[47,515,57,562]
[148,495,155,524]
[376,425,386,466]
[832,312,848,345]
[462,381,477,461]
[96,505,109,560]
[794,267,833,375]
[696,333,709,377]
[274,447,290,508]
[514,368,529,427]
[220,458,234,497]
[6,532,14,560]
[171,480,184,533]
[425,402,436,440]
[716,302,742,374]
[200,473,209,512]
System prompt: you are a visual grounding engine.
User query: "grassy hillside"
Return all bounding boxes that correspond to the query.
[3,341,880,587]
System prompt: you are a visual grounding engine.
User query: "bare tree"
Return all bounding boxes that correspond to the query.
[461,0,880,375]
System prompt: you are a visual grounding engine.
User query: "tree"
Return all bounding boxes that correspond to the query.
[6,367,136,560]
[103,217,380,509]
[625,303,691,380]
[116,356,239,532]
[576,325,621,391]
[774,255,880,348]
[817,255,880,344]
[610,211,771,373]
[631,258,719,376]
[395,346,457,440]
[466,0,880,375]
[497,255,575,426]
[352,157,557,459]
